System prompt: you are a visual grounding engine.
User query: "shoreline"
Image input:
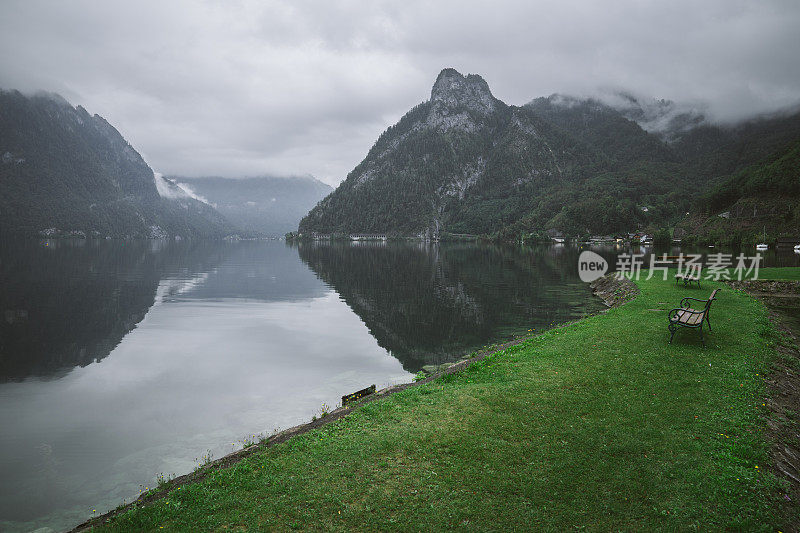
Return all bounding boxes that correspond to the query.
[69,275,637,532]
[70,273,799,531]
[728,279,800,524]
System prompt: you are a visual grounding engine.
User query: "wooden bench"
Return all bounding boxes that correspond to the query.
[675,272,701,288]
[668,289,719,346]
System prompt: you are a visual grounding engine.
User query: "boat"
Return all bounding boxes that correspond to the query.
[756,226,768,251]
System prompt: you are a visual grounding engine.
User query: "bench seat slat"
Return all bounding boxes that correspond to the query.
[672,309,704,325]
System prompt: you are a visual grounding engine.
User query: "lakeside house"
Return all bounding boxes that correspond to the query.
[307,232,388,241]
[350,234,387,241]
[777,237,800,249]
[546,228,565,243]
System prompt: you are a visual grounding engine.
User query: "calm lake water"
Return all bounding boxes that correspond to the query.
[0,239,797,532]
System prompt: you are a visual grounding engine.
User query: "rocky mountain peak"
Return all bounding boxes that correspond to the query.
[430,68,495,114]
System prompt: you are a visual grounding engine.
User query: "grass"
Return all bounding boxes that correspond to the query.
[756,267,800,281]
[92,274,797,531]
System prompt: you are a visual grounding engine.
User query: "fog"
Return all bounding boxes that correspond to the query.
[1,0,799,185]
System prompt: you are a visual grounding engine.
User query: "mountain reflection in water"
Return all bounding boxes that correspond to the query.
[0,239,614,532]
[296,241,605,371]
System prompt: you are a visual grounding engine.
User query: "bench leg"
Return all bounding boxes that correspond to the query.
[700,325,705,347]
[706,314,711,331]
[668,324,677,344]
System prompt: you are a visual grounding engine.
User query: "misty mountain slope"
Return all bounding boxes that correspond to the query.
[0,90,236,238]
[300,69,800,238]
[524,94,800,222]
[670,110,800,183]
[676,138,800,243]
[525,95,679,167]
[171,176,332,236]
[598,92,708,141]
[579,92,800,181]
[505,95,693,236]
[706,138,800,206]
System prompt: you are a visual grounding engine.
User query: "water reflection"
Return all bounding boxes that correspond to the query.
[0,239,164,381]
[1,238,796,532]
[0,240,331,382]
[296,242,606,371]
[1,239,404,532]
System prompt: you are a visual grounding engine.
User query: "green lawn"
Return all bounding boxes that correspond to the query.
[758,267,800,281]
[95,275,796,531]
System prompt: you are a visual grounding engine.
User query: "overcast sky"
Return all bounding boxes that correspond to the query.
[1,1,799,185]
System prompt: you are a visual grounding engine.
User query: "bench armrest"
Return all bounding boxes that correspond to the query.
[680,297,708,308]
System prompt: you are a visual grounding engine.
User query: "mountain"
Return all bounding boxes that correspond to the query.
[298,70,689,238]
[0,90,236,238]
[299,69,800,239]
[300,68,614,237]
[169,175,332,236]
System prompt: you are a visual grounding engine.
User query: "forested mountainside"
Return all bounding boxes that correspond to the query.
[676,138,800,245]
[171,176,331,236]
[702,138,800,210]
[0,90,235,238]
[299,69,800,239]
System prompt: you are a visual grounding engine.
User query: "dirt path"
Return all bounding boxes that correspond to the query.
[729,280,800,528]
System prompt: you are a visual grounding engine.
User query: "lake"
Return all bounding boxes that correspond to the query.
[0,239,797,531]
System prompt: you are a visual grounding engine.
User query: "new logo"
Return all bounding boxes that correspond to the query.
[578,251,608,282]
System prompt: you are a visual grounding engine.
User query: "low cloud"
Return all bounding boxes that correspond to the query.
[154,173,212,205]
[1,0,799,185]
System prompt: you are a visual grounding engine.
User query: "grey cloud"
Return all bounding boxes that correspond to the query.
[1,0,799,185]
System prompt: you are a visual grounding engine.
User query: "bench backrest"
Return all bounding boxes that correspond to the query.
[704,289,719,312]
